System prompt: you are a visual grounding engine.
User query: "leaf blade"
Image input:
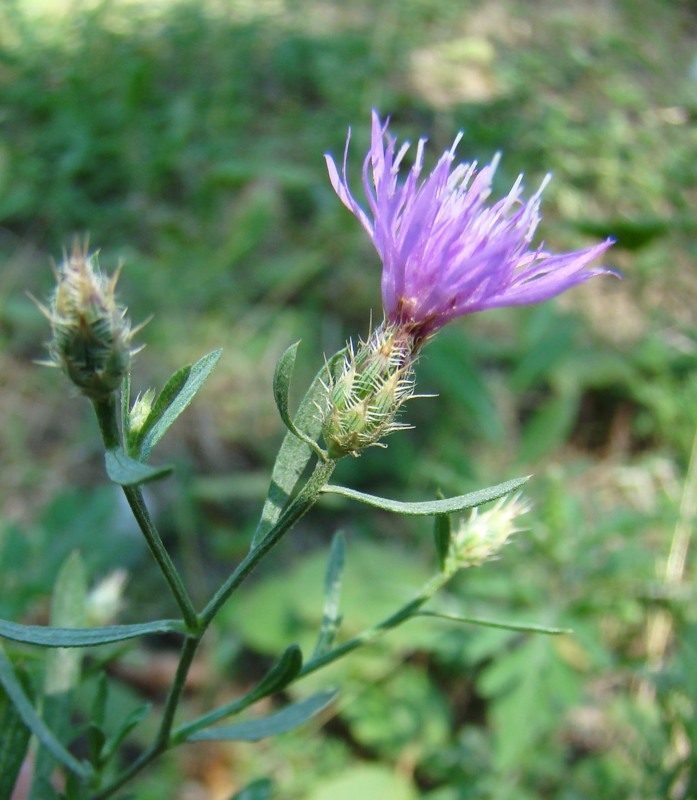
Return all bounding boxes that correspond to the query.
[313,531,345,657]
[252,349,343,548]
[321,476,531,516]
[416,610,571,635]
[0,645,89,779]
[0,618,185,648]
[105,447,173,486]
[138,349,222,460]
[186,690,336,742]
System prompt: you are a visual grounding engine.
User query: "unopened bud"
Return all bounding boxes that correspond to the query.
[128,388,156,436]
[85,570,128,626]
[448,494,530,570]
[39,243,138,400]
[322,324,416,458]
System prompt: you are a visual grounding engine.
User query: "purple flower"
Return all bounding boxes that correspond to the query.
[326,111,615,341]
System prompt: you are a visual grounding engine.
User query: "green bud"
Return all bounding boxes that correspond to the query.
[39,243,138,400]
[448,494,530,570]
[128,388,156,437]
[321,324,417,458]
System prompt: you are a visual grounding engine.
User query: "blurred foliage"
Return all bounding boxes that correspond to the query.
[1,0,696,797]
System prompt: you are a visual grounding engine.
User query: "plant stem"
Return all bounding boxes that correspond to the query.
[199,458,336,629]
[91,396,199,632]
[122,485,199,632]
[93,457,336,798]
[299,570,451,679]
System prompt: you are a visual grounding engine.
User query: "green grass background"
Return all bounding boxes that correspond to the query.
[1,0,696,797]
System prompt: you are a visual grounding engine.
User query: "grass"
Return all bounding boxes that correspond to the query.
[1,0,696,796]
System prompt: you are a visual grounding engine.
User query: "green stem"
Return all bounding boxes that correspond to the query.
[94,458,336,798]
[122,485,199,632]
[299,570,451,679]
[199,458,336,629]
[91,396,199,632]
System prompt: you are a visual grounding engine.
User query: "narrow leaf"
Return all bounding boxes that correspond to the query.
[0,618,185,648]
[87,722,106,768]
[32,553,88,796]
[416,610,571,635]
[251,645,303,700]
[45,551,87,695]
[273,342,326,459]
[322,476,530,516]
[175,645,304,740]
[0,676,32,798]
[99,703,151,764]
[186,689,336,742]
[0,645,89,779]
[138,349,222,460]
[252,348,344,547]
[105,447,173,486]
[313,532,345,657]
[433,514,451,572]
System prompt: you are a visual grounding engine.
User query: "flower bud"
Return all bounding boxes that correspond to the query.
[321,324,416,458]
[41,243,136,400]
[448,494,530,570]
[128,388,156,436]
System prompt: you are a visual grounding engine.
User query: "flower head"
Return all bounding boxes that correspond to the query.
[448,493,531,570]
[38,243,138,399]
[326,111,615,343]
[322,323,416,458]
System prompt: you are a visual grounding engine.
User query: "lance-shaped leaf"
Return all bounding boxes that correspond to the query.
[105,447,173,486]
[136,349,222,461]
[0,645,89,779]
[433,513,452,572]
[313,532,345,657]
[185,689,336,742]
[251,644,303,700]
[322,476,530,516]
[0,674,32,798]
[32,553,87,797]
[416,610,571,635]
[273,342,327,460]
[252,348,344,548]
[0,618,185,648]
[99,703,151,765]
[174,645,304,741]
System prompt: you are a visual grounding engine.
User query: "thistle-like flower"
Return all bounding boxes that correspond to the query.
[321,324,417,458]
[326,111,616,345]
[448,493,531,570]
[38,243,138,400]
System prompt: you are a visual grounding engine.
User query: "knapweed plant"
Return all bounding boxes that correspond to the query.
[0,112,614,798]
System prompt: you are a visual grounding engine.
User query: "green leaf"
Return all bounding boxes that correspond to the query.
[105,447,173,486]
[273,341,327,460]
[99,703,151,764]
[186,689,336,742]
[229,778,274,800]
[433,512,451,573]
[322,476,530,516]
[174,645,304,740]
[0,618,185,647]
[137,349,222,461]
[87,722,106,768]
[32,552,88,797]
[416,611,571,635]
[45,551,87,694]
[0,674,32,799]
[251,645,303,700]
[313,531,345,657]
[252,348,344,548]
[0,645,89,779]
